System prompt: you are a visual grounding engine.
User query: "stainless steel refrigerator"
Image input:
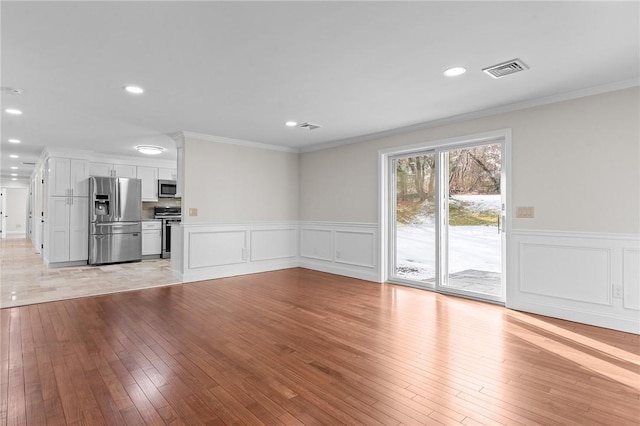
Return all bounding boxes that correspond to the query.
[89,177,142,265]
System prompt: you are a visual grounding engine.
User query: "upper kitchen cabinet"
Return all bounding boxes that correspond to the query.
[158,167,177,180]
[137,166,159,201]
[46,157,90,197]
[89,162,137,178]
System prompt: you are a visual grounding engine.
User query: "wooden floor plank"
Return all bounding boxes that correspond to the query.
[0,268,638,425]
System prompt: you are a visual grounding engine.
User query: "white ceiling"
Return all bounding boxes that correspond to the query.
[2,1,639,182]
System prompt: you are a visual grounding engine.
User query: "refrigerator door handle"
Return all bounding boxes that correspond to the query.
[115,179,121,220]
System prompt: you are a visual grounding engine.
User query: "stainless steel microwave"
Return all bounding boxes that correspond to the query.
[158,180,178,198]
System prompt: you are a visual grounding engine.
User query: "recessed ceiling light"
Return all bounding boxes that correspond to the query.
[135,145,164,155]
[9,154,19,158]
[285,121,297,127]
[124,85,144,94]
[10,173,17,177]
[443,67,467,77]
[8,139,21,144]
[5,108,23,115]
[10,167,18,170]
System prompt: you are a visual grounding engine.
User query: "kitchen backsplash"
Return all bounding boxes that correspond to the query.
[142,199,182,219]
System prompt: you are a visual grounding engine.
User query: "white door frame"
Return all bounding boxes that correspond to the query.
[0,188,6,238]
[378,129,512,302]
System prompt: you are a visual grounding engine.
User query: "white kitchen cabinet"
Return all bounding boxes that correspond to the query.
[142,220,162,255]
[88,162,113,177]
[114,164,137,178]
[158,167,177,180]
[137,166,159,201]
[47,157,89,197]
[46,195,88,263]
[89,162,137,178]
[44,156,90,264]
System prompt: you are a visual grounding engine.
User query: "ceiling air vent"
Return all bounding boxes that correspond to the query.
[297,122,322,130]
[482,58,529,79]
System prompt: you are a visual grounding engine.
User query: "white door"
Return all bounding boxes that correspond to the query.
[386,132,509,304]
[47,197,70,262]
[47,157,71,197]
[70,159,90,196]
[435,142,505,303]
[69,197,88,261]
[113,164,137,178]
[0,188,5,238]
[89,162,113,177]
[137,166,159,201]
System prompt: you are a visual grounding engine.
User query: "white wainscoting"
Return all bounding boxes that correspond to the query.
[508,230,640,333]
[171,223,638,333]
[171,221,380,284]
[172,223,299,282]
[299,222,379,282]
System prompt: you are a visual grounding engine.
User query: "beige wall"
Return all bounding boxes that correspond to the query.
[300,87,640,233]
[182,137,299,224]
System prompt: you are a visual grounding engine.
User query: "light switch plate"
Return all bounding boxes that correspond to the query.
[516,206,534,218]
[189,208,198,216]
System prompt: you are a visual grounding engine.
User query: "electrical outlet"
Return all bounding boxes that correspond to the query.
[189,208,198,216]
[613,286,623,298]
[516,206,535,218]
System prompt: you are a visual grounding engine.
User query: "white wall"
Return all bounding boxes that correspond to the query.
[182,136,299,224]
[300,87,640,234]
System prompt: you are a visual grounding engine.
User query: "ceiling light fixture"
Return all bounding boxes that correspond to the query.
[285,121,297,127]
[10,173,17,177]
[124,85,144,94]
[443,67,467,77]
[9,154,19,158]
[11,178,17,181]
[5,108,23,115]
[8,139,21,144]
[10,167,18,170]
[135,145,164,155]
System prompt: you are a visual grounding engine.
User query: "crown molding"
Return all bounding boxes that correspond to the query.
[300,78,640,153]
[180,131,299,153]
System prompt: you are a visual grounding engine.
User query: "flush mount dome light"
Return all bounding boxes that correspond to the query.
[285,121,297,127]
[8,139,21,144]
[5,108,23,115]
[124,85,144,94]
[9,154,19,158]
[443,66,467,77]
[136,145,164,155]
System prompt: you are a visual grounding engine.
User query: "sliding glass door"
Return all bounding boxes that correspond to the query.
[389,139,506,303]
[391,152,437,284]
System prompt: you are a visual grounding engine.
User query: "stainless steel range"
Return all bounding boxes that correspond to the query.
[154,206,181,259]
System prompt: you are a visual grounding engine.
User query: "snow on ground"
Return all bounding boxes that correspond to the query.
[396,194,501,280]
[451,194,501,211]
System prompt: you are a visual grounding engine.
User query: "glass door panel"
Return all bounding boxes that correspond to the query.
[440,143,503,300]
[391,153,437,286]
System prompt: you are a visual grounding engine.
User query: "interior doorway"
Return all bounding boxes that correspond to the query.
[381,130,509,303]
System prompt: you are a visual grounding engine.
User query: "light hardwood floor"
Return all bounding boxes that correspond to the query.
[1,267,638,425]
